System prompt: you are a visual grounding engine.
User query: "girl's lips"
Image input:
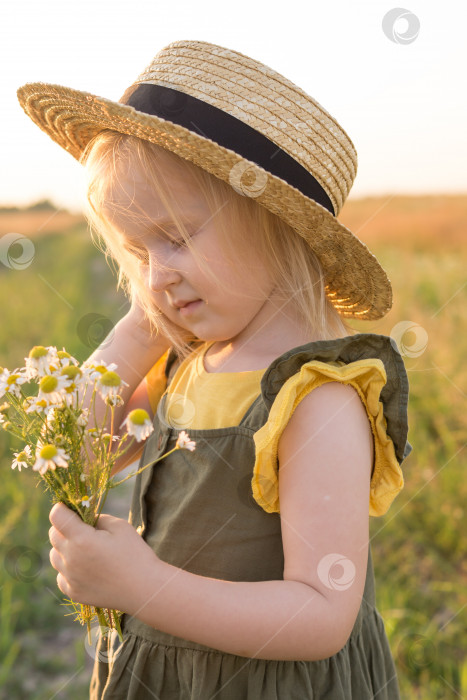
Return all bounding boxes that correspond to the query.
[179,299,203,316]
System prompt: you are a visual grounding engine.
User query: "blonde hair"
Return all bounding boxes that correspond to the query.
[80,131,355,359]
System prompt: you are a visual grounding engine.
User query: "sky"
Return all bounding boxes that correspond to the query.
[1,0,466,213]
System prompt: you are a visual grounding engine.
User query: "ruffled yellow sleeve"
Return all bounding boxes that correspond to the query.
[252,359,404,517]
[145,350,170,415]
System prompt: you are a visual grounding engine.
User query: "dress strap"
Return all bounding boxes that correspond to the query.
[260,332,412,466]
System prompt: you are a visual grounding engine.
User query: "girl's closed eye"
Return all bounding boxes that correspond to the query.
[163,224,202,249]
[124,245,150,264]
[123,227,196,263]
[167,235,189,249]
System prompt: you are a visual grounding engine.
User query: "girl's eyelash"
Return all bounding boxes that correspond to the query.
[124,227,199,260]
[168,237,189,248]
[125,246,149,262]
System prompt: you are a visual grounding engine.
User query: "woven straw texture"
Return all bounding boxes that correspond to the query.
[17,39,392,319]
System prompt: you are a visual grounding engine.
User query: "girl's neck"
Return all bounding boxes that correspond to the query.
[203,329,317,374]
[203,289,320,373]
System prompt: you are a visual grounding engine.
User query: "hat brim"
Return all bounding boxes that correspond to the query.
[17,82,392,320]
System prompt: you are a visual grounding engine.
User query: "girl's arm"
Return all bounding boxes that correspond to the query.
[49,381,373,661]
[81,303,170,430]
[79,303,171,474]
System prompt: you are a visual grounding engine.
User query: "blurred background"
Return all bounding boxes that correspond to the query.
[0,1,465,697]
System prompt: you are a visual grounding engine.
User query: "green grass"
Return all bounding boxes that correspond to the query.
[0,225,127,698]
[353,243,467,698]
[0,223,466,698]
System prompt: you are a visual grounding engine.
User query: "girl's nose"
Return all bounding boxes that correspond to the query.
[148,258,182,292]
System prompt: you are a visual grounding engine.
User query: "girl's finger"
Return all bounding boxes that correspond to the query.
[49,502,88,537]
[56,572,70,598]
[49,546,64,573]
[48,525,66,551]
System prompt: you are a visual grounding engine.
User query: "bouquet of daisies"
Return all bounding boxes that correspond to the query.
[0,344,195,641]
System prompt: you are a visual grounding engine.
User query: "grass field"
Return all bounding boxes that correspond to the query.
[0,195,465,698]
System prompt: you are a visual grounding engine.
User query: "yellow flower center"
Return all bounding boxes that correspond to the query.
[29,345,48,359]
[129,408,149,426]
[61,365,81,379]
[100,371,121,388]
[7,374,20,386]
[57,350,71,360]
[16,451,28,462]
[39,375,58,393]
[39,444,57,459]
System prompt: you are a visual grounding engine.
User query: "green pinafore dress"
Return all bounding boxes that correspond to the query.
[90,333,412,699]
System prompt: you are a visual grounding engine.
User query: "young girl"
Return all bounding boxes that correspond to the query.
[17,40,412,699]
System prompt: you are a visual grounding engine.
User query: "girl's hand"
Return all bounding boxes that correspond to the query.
[48,502,160,613]
[124,293,162,347]
[125,291,193,347]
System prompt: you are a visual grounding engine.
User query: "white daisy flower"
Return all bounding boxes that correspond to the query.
[82,360,118,382]
[176,430,196,452]
[57,365,86,406]
[120,409,154,442]
[81,497,90,508]
[33,443,69,476]
[24,345,59,379]
[37,373,72,405]
[24,396,50,415]
[12,445,33,471]
[77,408,89,427]
[56,348,79,367]
[96,370,129,401]
[0,368,29,399]
[104,394,124,408]
[44,406,59,425]
[102,433,120,444]
[60,364,85,386]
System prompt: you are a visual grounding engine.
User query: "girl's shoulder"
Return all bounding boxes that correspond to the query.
[261,333,408,417]
[252,332,413,517]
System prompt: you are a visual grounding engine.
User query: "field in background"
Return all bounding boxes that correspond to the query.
[0,195,465,698]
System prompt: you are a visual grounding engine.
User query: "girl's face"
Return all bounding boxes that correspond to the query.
[108,158,279,347]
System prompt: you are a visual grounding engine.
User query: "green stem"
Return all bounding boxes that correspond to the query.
[93,486,111,527]
[95,606,108,633]
[51,471,87,521]
[113,611,123,641]
[111,446,180,487]
[106,405,115,460]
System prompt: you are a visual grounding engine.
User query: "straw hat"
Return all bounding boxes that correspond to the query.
[17,39,392,320]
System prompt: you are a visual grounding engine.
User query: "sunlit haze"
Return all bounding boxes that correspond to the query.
[2,0,466,213]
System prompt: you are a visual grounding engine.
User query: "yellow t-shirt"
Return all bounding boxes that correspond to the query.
[144,341,404,517]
